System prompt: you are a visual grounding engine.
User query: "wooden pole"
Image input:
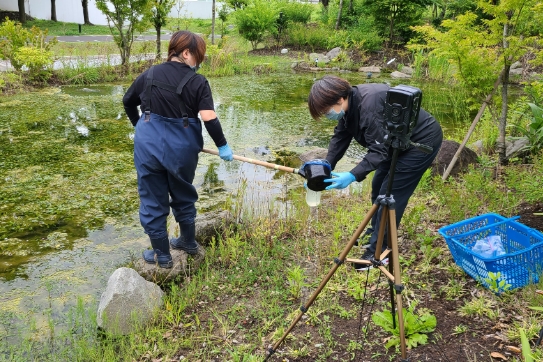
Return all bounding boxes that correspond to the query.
[441,69,505,181]
[201,148,299,174]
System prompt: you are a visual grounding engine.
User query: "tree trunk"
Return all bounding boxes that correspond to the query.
[156,25,162,61]
[211,0,216,45]
[498,18,513,165]
[388,7,397,48]
[82,0,93,25]
[51,0,57,21]
[321,0,329,8]
[335,0,344,30]
[348,0,353,14]
[498,65,510,165]
[18,0,26,23]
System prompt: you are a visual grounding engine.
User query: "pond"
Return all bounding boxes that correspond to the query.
[0,71,471,341]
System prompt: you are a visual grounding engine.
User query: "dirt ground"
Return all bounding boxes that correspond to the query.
[517,202,543,233]
[265,202,543,362]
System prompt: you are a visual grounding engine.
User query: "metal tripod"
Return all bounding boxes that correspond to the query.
[264,147,409,361]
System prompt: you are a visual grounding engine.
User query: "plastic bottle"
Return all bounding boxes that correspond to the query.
[306,188,321,207]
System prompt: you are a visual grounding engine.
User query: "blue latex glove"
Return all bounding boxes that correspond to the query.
[324,172,356,190]
[218,144,233,161]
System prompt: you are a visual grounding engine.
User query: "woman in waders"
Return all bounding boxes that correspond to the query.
[123,31,233,268]
[308,76,442,270]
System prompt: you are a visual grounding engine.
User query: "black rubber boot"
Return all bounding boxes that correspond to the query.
[170,222,199,255]
[142,235,173,268]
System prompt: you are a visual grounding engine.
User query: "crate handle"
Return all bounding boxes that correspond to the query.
[449,216,520,239]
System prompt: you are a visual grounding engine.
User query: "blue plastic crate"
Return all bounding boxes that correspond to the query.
[449,220,543,291]
[438,213,512,262]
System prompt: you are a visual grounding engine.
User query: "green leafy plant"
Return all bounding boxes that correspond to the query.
[483,271,512,294]
[520,328,534,362]
[372,305,437,349]
[510,103,543,155]
[286,265,309,300]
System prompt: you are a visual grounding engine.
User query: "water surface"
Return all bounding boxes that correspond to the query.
[0,71,471,339]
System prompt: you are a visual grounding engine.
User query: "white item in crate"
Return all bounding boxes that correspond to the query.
[471,235,505,258]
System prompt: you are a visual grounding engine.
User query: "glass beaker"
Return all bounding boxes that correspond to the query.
[305,188,321,207]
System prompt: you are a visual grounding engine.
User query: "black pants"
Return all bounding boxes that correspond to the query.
[367,127,443,254]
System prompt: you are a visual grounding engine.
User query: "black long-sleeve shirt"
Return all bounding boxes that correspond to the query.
[122,61,215,126]
[326,84,440,182]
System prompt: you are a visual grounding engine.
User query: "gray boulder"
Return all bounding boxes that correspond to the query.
[309,53,329,64]
[358,66,381,73]
[326,47,342,60]
[431,140,478,177]
[400,66,414,75]
[390,71,411,79]
[299,148,328,163]
[511,61,522,69]
[505,137,530,159]
[97,267,164,335]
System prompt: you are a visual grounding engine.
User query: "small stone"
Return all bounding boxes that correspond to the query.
[281,48,288,54]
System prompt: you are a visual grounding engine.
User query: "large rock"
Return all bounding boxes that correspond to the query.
[326,47,342,60]
[309,53,330,64]
[400,66,414,75]
[299,148,328,163]
[134,247,206,284]
[390,71,411,79]
[97,267,164,335]
[358,66,381,73]
[431,140,478,177]
[505,137,530,159]
[133,210,233,283]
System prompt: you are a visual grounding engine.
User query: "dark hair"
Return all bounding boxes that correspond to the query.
[308,76,352,120]
[167,31,206,64]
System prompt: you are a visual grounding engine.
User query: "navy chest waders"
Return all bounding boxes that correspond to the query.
[134,66,203,240]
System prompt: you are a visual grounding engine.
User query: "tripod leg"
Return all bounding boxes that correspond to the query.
[264,203,380,361]
[374,205,389,259]
[389,208,407,360]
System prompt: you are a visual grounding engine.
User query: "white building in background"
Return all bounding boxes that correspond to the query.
[0,0,215,25]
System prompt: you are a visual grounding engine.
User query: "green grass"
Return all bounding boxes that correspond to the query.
[1,148,543,360]
[23,19,113,36]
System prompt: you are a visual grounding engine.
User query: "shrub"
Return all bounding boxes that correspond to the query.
[0,18,57,79]
[234,0,278,50]
[13,47,54,82]
[279,2,314,25]
[284,23,329,51]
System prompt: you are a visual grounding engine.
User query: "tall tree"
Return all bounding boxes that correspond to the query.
[96,0,151,67]
[411,0,539,165]
[150,0,175,60]
[364,0,431,47]
[211,0,216,44]
[335,0,344,29]
[51,0,57,21]
[82,0,93,25]
[478,0,536,165]
[18,0,26,23]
